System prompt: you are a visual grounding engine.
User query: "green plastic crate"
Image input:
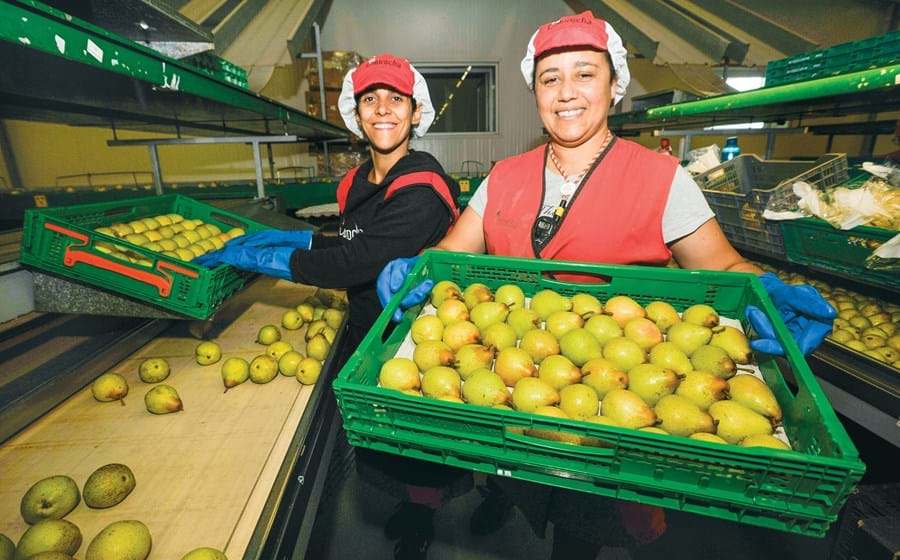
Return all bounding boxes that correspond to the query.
[333,251,864,537]
[782,217,898,291]
[20,194,269,319]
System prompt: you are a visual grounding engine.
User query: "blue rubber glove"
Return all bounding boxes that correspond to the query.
[225,229,313,250]
[194,245,295,280]
[746,273,837,356]
[376,256,434,323]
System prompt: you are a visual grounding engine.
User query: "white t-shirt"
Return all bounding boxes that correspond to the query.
[467,164,714,244]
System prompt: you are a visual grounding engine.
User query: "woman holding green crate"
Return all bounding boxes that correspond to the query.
[377,11,837,559]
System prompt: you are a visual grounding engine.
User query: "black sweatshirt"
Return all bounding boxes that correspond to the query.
[290,151,459,352]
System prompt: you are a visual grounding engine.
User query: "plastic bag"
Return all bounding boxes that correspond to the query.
[865,232,900,272]
[685,145,721,176]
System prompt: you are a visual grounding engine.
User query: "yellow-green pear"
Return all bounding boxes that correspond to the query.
[682,304,719,327]
[85,520,151,560]
[181,547,228,560]
[559,383,600,419]
[144,384,183,414]
[454,344,495,379]
[92,373,128,404]
[600,389,656,429]
[411,315,443,344]
[83,463,135,508]
[689,433,728,444]
[20,476,80,525]
[603,295,645,327]
[623,318,663,351]
[519,329,559,364]
[506,308,540,338]
[654,394,715,436]
[307,334,331,361]
[511,377,559,413]
[471,301,510,331]
[666,322,713,356]
[24,547,76,558]
[529,289,571,320]
[639,427,669,435]
[463,283,493,310]
[14,519,81,560]
[430,280,462,307]
[412,340,455,371]
[436,299,469,325]
[281,309,304,330]
[690,345,736,379]
[627,364,680,406]
[249,355,278,384]
[380,358,420,391]
[571,293,602,317]
[482,322,517,351]
[296,303,315,323]
[581,358,628,399]
[305,319,328,341]
[322,326,337,345]
[462,370,509,407]
[708,401,773,444]
[195,341,221,365]
[648,342,693,375]
[558,328,602,367]
[675,370,727,411]
[323,308,343,329]
[256,325,281,345]
[421,366,462,399]
[221,357,250,391]
[584,314,622,346]
[645,301,681,333]
[277,351,303,377]
[739,434,790,450]
[546,311,584,339]
[266,341,293,361]
[709,325,752,364]
[495,347,537,387]
[0,534,12,560]
[526,406,581,445]
[602,337,646,372]
[538,354,582,390]
[727,374,782,421]
[138,358,170,383]
[586,415,620,427]
[494,284,525,310]
[296,357,322,385]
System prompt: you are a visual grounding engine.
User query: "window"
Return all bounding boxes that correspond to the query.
[417,64,496,133]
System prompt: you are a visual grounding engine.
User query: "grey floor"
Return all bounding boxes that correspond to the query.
[305,432,837,560]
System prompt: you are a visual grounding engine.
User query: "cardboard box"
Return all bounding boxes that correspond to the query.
[304,51,365,89]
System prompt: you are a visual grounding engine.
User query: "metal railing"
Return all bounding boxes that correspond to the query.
[276,165,318,183]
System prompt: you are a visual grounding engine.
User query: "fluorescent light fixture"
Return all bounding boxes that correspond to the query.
[726,76,765,92]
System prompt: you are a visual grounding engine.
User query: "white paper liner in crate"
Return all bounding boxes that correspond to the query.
[387,300,791,447]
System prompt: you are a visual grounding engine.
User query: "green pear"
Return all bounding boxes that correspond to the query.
[430,280,462,307]
[471,302,510,331]
[180,548,228,560]
[413,340,455,371]
[581,358,628,399]
[195,341,222,365]
[602,337,646,372]
[421,366,462,399]
[558,328,602,367]
[323,308,344,329]
[666,322,712,356]
[267,341,293,361]
[494,284,525,310]
[411,315,444,344]
[83,463,135,509]
[306,334,331,361]
[14,519,81,560]
[295,303,314,323]
[442,320,481,351]
[708,401,773,444]
[527,406,581,445]
[627,364,680,407]
[675,370,727,411]
[739,434,790,450]
[538,354,582,390]
[571,293,603,317]
[645,301,681,333]
[559,383,600,419]
[91,373,129,404]
[603,295,645,327]
[278,351,304,377]
[648,342,692,375]
[654,395,715,436]
[462,370,510,407]
[248,355,278,384]
[379,358,420,391]
[144,384,183,413]
[436,299,469,325]
[86,520,151,560]
[710,326,752,364]
[0,534,12,560]
[463,283,493,310]
[281,309,304,330]
[600,389,656,429]
[138,358,170,383]
[304,320,327,341]
[506,308,540,338]
[682,304,719,327]
[482,322,517,351]
[690,345,736,379]
[511,377,559,412]
[584,314,622,346]
[546,311,584,339]
[221,357,250,391]
[520,329,560,364]
[257,325,281,345]
[623,318,663,351]
[495,347,536,387]
[454,344,495,379]
[529,290,571,320]
[727,375,782,421]
[20,476,80,524]
[689,432,728,445]
[296,357,322,385]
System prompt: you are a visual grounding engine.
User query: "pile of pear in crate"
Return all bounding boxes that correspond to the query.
[379,281,792,450]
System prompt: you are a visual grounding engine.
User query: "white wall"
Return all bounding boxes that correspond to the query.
[320,0,573,174]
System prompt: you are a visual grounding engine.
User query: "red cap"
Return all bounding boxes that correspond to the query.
[532,11,610,58]
[351,54,415,96]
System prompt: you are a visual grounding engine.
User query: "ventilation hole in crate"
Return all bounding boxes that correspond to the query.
[47,234,65,259]
[175,280,191,302]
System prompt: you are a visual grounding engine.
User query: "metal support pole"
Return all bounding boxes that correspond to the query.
[148,145,163,195]
[322,142,331,177]
[765,132,776,159]
[267,143,276,180]
[314,22,327,122]
[251,141,265,199]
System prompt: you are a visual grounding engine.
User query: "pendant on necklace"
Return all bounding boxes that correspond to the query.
[560,181,578,197]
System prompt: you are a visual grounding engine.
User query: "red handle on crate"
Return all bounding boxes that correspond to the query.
[45,223,199,298]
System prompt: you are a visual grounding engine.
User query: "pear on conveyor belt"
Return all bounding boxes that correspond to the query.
[83,463,136,509]
[144,384,183,414]
[20,475,80,525]
[14,519,81,560]
[86,520,151,560]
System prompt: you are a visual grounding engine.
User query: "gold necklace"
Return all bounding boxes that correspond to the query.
[547,130,613,200]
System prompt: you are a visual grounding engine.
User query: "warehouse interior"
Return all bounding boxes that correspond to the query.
[0,0,898,559]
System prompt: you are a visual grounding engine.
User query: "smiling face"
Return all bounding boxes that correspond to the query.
[356,88,422,154]
[534,49,617,148]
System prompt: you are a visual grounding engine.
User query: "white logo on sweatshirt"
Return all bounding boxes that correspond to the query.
[339,223,364,240]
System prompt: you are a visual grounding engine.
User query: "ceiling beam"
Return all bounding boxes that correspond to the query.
[630,0,746,62]
[689,0,818,55]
